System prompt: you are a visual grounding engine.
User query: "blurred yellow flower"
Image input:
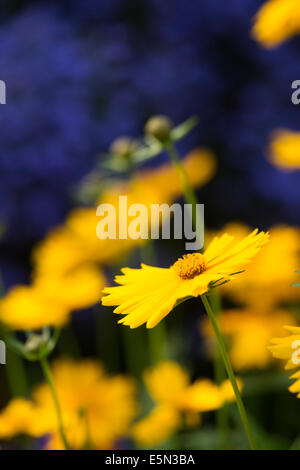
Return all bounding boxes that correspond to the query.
[269,129,300,171]
[269,326,300,398]
[0,399,41,439]
[0,359,137,449]
[269,326,300,370]
[144,360,190,408]
[131,405,181,447]
[252,0,300,48]
[102,229,269,328]
[32,227,88,278]
[34,264,106,311]
[202,308,297,370]
[0,285,70,330]
[219,223,300,308]
[131,360,241,447]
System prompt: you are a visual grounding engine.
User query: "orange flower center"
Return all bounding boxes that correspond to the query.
[172,253,206,280]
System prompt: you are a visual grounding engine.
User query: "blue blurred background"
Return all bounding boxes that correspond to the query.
[0,0,299,288]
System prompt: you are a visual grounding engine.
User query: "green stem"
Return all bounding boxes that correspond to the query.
[40,357,69,450]
[166,141,198,214]
[5,348,28,397]
[165,140,204,255]
[210,294,229,449]
[201,295,258,450]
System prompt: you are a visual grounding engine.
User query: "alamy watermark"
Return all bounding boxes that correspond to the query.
[0,80,6,104]
[96,196,204,251]
[0,340,6,365]
[291,80,300,105]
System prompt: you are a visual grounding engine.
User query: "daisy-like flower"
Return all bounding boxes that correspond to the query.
[269,326,300,398]
[202,308,297,371]
[252,0,300,48]
[102,229,269,329]
[131,360,241,447]
[269,129,300,171]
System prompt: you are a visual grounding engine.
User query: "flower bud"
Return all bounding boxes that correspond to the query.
[110,137,137,158]
[144,115,173,142]
[25,334,47,354]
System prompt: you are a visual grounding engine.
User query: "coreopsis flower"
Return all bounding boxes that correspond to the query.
[131,405,181,447]
[0,359,137,450]
[269,326,300,398]
[218,223,300,308]
[102,229,269,328]
[0,285,70,330]
[0,263,105,331]
[131,360,241,447]
[32,227,89,278]
[252,0,300,48]
[202,308,297,370]
[34,264,105,311]
[0,399,41,439]
[269,129,300,171]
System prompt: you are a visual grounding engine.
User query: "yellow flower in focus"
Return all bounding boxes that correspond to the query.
[34,264,106,311]
[0,285,70,330]
[202,308,297,370]
[269,129,300,171]
[0,359,137,449]
[102,229,269,328]
[269,326,300,398]
[252,0,300,48]
[131,405,181,447]
[218,223,300,308]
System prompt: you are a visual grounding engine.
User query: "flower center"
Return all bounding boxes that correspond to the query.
[172,253,206,280]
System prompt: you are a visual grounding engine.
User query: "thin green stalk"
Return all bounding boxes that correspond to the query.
[5,348,28,397]
[209,291,229,449]
[165,141,198,223]
[201,295,258,450]
[40,356,69,450]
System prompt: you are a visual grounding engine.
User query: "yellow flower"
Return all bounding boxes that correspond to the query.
[252,0,300,48]
[269,326,300,370]
[269,129,300,171]
[219,223,300,308]
[131,405,181,447]
[0,399,41,439]
[0,359,137,449]
[269,326,300,398]
[181,379,224,412]
[131,360,241,447]
[32,227,88,278]
[34,264,106,311]
[144,361,241,413]
[102,229,269,328]
[0,285,70,330]
[143,360,189,408]
[202,308,297,370]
